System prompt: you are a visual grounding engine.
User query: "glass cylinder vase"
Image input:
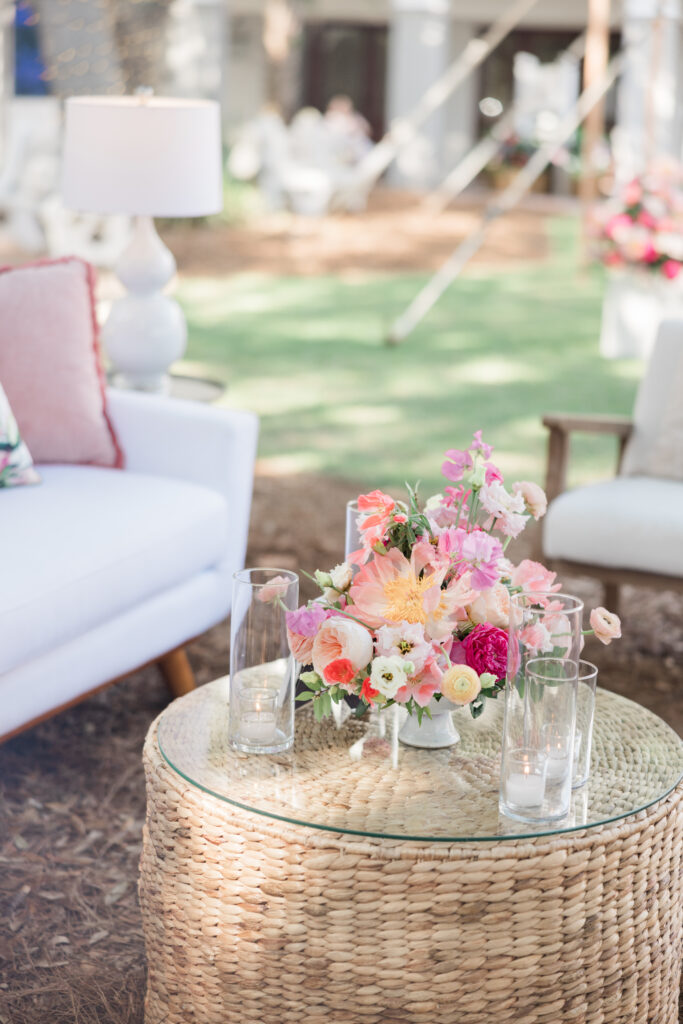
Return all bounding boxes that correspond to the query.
[345,499,361,561]
[500,656,578,823]
[228,568,299,754]
[572,660,598,789]
[500,593,583,823]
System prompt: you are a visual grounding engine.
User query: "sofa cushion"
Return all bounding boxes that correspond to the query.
[0,256,123,468]
[0,465,229,675]
[544,475,683,577]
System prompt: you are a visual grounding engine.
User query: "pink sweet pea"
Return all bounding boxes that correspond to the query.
[484,462,504,485]
[286,603,329,637]
[662,259,681,280]
[469,430,494,459]
[441,448,472,482]
[461,531,503,590]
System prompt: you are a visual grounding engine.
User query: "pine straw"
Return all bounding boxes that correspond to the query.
[0,472,681,1023]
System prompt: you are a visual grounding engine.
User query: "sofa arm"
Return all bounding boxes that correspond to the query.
[106,388,259,573]
[542,413,634,503]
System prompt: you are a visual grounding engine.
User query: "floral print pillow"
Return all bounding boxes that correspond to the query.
[0,380,40,488]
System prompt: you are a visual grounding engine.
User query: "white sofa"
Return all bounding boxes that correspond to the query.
[0,388,258,740]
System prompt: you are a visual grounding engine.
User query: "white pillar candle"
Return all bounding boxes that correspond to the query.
[240,711,277,744]
[505,771,545,808]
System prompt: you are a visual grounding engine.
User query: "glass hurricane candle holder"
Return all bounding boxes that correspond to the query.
[228,568,299,754]
[500,654,578,823]
[572,660,598,789]
[508,591,584,680]
[345,499,361,561]
[500,748,547,820]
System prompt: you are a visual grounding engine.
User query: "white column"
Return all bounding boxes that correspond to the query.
[443,20,478,171]
[613,0,683,183]
[386,0,452,188]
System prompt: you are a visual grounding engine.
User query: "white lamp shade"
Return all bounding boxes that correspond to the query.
[61,96,223,217]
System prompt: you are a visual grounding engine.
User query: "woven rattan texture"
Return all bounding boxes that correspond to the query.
[157,680,683,840]
[140,711,683,1024]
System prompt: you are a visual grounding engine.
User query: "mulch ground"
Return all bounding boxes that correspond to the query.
[0,471,681,1023]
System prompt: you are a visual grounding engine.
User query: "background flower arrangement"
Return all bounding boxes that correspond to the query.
[592,167,683,279]
[284,432,620,723]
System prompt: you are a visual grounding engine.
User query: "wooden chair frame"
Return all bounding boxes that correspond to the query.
[542,413,683,612]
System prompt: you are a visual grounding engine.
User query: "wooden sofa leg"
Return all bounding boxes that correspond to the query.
[159,648,196,699]
[603,582,620,617]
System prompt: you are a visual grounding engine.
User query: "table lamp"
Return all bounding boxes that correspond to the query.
[61,95,223,392]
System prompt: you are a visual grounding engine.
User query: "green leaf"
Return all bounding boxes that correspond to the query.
[295,691,315,702]
[313,698,324,721]
[299,671,323,689]
[470,698,484,719]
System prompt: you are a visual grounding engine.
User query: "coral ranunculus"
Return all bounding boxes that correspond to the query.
[324,658,356,684]
[463,623,508,680]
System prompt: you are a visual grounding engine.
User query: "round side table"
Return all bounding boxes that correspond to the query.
[139,680,683,1024]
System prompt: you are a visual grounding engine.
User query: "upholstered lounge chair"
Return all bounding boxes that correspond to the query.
[542,319,683,611]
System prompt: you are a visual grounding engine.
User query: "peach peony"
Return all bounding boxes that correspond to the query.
[312,617,373,683]
[468,583,511,629]
[590,607,622,645]
[440,665,481,706]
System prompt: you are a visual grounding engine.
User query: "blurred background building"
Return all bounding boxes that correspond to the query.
[0,0,682,251]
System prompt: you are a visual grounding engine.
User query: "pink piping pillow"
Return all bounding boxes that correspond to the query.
[0,256,123,468]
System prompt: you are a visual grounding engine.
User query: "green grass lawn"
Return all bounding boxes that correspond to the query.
[177,217,643,495]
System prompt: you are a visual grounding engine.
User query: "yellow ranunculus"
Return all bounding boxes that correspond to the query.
[440,665,481,706]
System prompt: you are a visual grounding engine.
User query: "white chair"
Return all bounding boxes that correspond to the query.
[542,318,683,610]
[0,389,258,740]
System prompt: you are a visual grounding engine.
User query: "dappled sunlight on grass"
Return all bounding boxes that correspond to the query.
[177,217,642,491]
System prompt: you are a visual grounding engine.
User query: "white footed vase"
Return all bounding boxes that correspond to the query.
[398,696,460,749]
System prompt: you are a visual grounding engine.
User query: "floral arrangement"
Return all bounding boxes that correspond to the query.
[592,168,683,279]
[283,433,621,722]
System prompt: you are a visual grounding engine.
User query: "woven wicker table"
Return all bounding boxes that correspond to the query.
[140,679,683,1024]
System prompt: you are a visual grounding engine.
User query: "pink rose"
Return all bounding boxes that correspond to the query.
[520,622,553,656]
[312,617,373,684]
[510,559,559,599]
[463,623,508,680]
[513,481,548,520]
[258,574,293,603]
[590,607,622,645]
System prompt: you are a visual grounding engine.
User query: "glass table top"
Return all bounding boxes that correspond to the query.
[157,677,683,843]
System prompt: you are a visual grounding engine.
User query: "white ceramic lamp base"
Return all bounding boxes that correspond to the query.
[102,216,187,393]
